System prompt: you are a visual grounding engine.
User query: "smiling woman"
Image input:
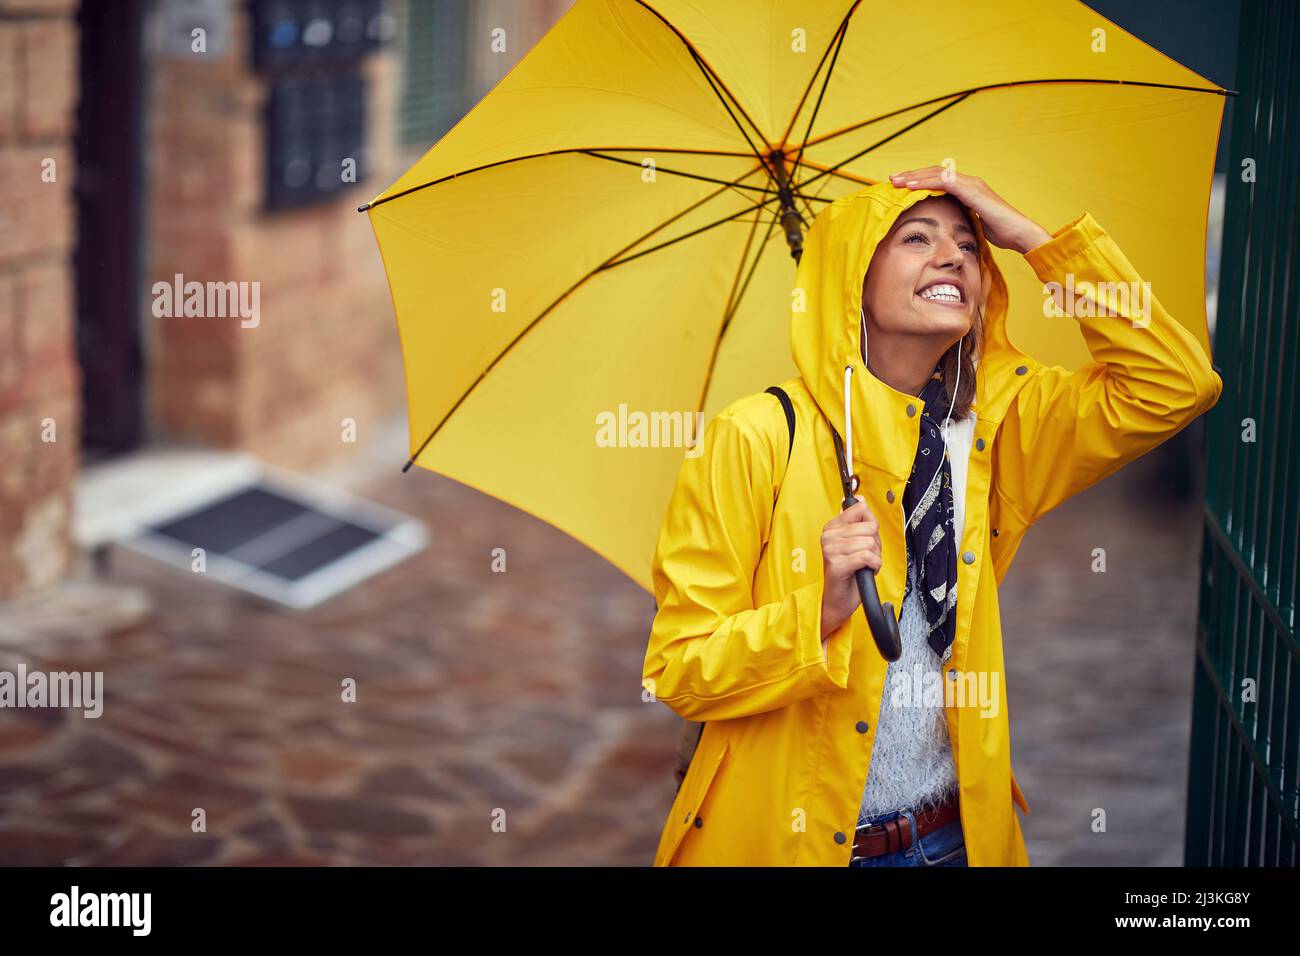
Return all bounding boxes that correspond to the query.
[643,175,1221,866]
[860,194,985,421]
[835,190,993,855]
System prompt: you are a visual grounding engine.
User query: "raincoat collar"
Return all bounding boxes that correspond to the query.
[790,182,1030,483]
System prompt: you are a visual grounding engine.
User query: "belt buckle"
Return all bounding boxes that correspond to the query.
[850,819,896,863]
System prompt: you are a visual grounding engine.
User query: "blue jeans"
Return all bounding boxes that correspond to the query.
[848,805,968,867]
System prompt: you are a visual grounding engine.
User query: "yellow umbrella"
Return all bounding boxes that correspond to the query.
[361,0,1231,592]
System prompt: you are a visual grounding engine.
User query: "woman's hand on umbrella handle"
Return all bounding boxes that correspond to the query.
[887,167,1051,255]
[819,495,882,640]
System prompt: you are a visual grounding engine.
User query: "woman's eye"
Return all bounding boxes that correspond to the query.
[904,232,978,254]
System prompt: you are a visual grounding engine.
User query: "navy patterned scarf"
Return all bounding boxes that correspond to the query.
[902,373,959,660]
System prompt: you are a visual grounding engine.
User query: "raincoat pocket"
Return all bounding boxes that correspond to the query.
[658,738,730,866]
[1011,767,1031,816]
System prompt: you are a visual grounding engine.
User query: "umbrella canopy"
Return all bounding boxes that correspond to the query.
[362,0,1230,592]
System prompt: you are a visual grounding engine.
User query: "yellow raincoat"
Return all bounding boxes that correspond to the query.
[642,182,1222,866]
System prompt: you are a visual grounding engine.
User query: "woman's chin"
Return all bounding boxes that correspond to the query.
[910,306,973,337]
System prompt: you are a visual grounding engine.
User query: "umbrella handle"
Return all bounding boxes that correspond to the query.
[841,494,902,662]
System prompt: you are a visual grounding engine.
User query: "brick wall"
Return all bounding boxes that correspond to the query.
[0,0,79,599]
[0,0,575,600]
[147,4,405,472]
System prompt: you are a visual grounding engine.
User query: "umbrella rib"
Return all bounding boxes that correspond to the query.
[684,43,772,172]
[579,150,779,198]
[363,76,1235,215]
[359,146,756,212]
[720,205,784,335]
[791,91,977,194]
[776,0,860,153]
[802,158,852,210]
[794,189,818,224]
[630,0,773,163]
[780,154,873,191]
[718,200,772,322]
[400,171,784,472]
[693,208,784,422]
[786,3,855,194]
[601,185,821,271]
[794,77,1237,158]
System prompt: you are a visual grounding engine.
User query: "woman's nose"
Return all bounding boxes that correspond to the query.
[933,235,965,268]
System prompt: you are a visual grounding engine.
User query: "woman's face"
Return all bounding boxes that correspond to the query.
[861,195,983,345]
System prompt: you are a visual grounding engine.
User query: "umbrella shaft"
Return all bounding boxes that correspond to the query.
[768,150,804,264]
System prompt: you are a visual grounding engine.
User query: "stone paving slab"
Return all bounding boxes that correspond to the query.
[0,444,1204,866]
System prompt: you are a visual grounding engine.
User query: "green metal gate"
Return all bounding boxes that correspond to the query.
[1187,0,1299,866]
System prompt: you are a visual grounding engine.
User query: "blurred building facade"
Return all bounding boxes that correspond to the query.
[0,0,574,600]
[0,0,79,599]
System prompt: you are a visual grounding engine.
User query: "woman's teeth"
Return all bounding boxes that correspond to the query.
[919,284,963,305]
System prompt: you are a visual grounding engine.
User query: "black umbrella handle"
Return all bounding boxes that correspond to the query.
[841,493,902,662]
[826,421,901,663]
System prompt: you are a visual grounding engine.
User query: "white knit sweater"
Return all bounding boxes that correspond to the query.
[856,410,975,824]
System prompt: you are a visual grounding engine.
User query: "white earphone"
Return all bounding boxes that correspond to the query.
[853,304,962,530]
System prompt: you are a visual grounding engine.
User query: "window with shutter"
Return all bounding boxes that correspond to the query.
[399,0,472,148]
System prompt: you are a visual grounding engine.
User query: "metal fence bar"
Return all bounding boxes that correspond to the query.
[1189,0,1300,866]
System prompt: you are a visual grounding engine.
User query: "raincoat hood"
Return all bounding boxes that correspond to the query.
[791,182,1024,481]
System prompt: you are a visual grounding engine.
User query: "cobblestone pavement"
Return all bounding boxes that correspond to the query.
[1003,447,1204,867]
[0,440,1203,866]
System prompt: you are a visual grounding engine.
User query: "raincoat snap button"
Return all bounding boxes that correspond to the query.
[906,404,916,417]
[1015,364,1028,375]
[834,831,847,844]
[962,551,975,564]
[886,489,895,503]
[992,528,1000,537]
[948,668,958,680]
[855,721,869,733]
[694,817,704,828]
[976,438,985,451]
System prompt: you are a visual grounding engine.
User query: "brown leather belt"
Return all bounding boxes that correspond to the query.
[852,793,960,861]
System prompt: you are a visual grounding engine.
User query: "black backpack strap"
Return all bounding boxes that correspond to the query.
[764,386,795,467]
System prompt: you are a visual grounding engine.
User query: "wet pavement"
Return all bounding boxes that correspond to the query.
[0,435,1204,866]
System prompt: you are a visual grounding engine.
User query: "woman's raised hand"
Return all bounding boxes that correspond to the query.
[888,167,1051,255]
